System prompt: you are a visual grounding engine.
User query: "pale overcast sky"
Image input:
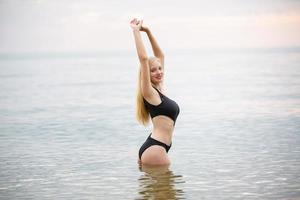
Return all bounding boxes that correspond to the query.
[0,0,300,53]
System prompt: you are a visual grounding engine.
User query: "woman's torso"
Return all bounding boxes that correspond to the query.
[143,86,180,145]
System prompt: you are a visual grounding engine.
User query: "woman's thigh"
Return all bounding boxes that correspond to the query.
[141,145,170,166]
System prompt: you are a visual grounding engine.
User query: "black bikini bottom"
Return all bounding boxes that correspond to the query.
[138,133,171,160]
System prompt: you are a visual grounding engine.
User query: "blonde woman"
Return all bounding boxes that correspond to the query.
[130,18,180,166]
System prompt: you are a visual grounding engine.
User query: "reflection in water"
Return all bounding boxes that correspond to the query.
[136,164,185,200]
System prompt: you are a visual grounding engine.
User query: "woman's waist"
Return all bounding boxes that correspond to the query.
[151,128,173,146]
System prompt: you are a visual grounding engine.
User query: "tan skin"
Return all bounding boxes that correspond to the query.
[130,18,174,166]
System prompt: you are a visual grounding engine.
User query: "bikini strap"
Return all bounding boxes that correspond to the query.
[152,86,163,95]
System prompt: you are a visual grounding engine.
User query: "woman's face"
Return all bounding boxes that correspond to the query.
[150,59,163,84]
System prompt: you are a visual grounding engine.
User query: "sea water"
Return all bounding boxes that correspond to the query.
[0,50,299,199]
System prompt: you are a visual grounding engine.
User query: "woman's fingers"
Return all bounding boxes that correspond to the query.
[130,18,143,29]
[130,18,137,24]
[135,19,142,26]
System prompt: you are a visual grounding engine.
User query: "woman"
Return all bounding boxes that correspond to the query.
[130,18,180,166]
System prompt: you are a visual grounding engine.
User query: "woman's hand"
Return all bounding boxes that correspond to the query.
[130,18,143,31]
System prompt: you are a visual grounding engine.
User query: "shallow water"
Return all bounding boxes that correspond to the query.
[0,50,300,199]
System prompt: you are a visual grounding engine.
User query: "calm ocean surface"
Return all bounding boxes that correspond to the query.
[0,50,300,199]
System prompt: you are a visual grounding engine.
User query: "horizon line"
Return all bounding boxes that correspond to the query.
[1,46,300,59]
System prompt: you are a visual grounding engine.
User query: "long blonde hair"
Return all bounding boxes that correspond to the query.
[135,56,159,126]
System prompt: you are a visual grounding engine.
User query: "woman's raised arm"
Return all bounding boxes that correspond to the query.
[130,18,152,97]
[141,24,164,67]
[130,18,148,62]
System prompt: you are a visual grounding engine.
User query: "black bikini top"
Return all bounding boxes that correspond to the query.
[143,86,180,125]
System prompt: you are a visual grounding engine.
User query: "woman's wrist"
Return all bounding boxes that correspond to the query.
[145,28,151,34]
[144,27,150,33]
[132,29,140,33]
